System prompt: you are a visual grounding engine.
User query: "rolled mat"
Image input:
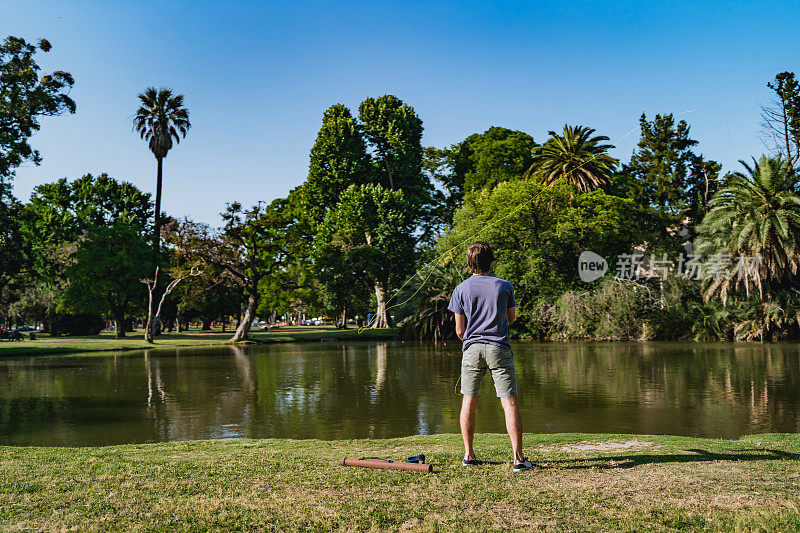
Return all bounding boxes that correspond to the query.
[341,457,433,473]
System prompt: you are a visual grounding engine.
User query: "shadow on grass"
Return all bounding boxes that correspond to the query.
[552,447,800,470]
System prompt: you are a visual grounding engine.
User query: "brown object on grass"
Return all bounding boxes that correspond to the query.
[341,457,432,473]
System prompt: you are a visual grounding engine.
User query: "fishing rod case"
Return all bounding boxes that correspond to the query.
[341,457,433,473]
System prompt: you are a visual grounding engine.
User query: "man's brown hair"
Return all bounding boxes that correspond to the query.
[466,241,495,274]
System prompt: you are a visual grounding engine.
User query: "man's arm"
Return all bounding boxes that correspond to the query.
[507,307,515,324]
[455,313,466,340]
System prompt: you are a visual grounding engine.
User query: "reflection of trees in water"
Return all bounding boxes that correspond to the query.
[142,346,259,442]
[0,342,798,445]
[514,342,800,437]
[248,342,462,439]
[373,343,387,393]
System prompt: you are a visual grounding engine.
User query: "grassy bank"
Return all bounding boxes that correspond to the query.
[0,326,397,356]
[2,433,799,531]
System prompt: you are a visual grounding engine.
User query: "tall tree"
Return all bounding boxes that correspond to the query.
[526,125,618,192]
[202,200,293,342]
[0,36,75,184]
[696,156,800,302]
[133,87,190,341]
[357,95,429,325]
[133,87,191,251]
[762,72,800,173]
[626,113,720,240]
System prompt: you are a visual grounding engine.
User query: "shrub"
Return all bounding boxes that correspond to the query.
[549,277,654,340]
[50,313,105,336]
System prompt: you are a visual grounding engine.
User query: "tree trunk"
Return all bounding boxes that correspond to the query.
[339,305,347,329]
[154,157,163,252]
[176,310,183,332]
[231,293,258,342]
[114,312,126,338]
[219,295,226,332]
[372,281,389,329]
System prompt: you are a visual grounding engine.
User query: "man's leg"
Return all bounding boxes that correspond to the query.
[500,395,524,463]
[460,394,478,459]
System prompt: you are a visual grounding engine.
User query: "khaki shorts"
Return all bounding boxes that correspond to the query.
[461,343,517,397]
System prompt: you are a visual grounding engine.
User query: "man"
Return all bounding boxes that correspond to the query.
[447,241,535,472]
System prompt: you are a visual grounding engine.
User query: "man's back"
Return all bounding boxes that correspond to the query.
[448,274,515,349]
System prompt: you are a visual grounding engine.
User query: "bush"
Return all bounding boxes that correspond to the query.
[50,313,105,336]
[549,277,654,340]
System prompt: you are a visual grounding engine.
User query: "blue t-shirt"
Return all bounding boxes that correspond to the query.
[447,274,515,349]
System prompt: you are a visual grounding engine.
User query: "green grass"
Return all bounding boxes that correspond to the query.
[0,326,397,356]
[2,433,799,531]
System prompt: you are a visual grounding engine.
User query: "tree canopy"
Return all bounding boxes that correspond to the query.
[62,224,152,337]
[0,36,75,183]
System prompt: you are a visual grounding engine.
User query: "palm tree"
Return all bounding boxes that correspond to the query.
[695,156,800,302]
[133,87,191,251]
[397,264,467,342]
[526,125,618,192]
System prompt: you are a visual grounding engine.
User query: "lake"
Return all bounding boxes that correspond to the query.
[1,341,798,446]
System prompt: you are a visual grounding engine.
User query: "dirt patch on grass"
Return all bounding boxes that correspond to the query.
[556,439,651,453]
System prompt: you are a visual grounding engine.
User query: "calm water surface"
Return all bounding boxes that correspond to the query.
[1,341,798,445]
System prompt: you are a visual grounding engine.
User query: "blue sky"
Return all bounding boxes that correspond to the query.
[4,0,799,224]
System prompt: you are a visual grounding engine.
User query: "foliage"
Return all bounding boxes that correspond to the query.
[204,200,294,340]
[303,104,371,225]
[316,183,415,326]
[20,173,152,281]
[397,264,467,342]
[49,313,105,336]
[695,156,800,301]
[439,179,642,336]
[0,36,75,182]
[423,127,536,227]
[358,95,428,206]
[62,224,152,337]
[548,278,655,340]
[625,113,721,241]
[527,125,617,192]
[133,87,191,161]
[258,186,322,320]
[162,218,241,329]
[0,183,24,294]
[298,95,431,326]
[462,127,536,192]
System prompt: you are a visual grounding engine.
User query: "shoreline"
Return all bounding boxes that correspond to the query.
[1,432,798,530]
[0,326,398,357]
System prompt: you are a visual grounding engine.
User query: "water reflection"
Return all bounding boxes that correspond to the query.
[0,341,798,446]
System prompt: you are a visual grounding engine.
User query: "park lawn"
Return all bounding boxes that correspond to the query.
[0,326,397,356]
[1,433,799,531]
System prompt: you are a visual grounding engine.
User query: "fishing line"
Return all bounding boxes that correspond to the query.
[357,107,714,334]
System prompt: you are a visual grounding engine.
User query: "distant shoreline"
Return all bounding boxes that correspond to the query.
[0,326,397,357]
